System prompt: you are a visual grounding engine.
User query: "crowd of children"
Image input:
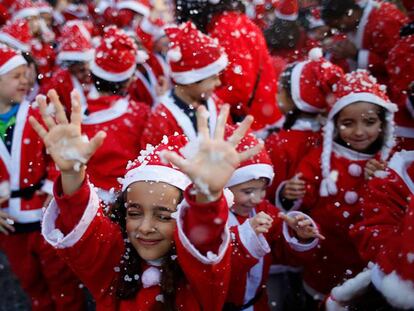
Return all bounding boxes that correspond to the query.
[0,0,413,310]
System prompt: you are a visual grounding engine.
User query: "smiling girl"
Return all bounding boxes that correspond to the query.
[29,90,262,310]
[279,70,397,305]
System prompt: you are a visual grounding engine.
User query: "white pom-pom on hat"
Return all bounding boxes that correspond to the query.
[167,46,182,62]
[308,47,323,61]
[136,50,149,64]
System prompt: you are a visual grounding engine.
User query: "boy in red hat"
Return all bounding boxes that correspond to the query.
[141,21,228,146]
[0,44,85,311]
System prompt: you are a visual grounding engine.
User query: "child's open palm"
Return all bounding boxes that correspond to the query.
[29,90,106,174]
[162,105,262,201]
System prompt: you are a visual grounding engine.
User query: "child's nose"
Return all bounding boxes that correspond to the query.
[138,216,156,234]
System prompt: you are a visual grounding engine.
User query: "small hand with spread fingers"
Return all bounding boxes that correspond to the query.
[162,105,263,203]
[279,212,325,241]
[249,211,274,235]
[29,90,106,194]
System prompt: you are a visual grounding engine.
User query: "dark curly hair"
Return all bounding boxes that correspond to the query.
[108,190,184,311]
[175,0,245,33]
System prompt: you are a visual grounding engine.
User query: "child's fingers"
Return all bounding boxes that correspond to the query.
[70,90,82,126]
[238,142,263,162]
[312,228,326,240]
[37,95,56,129]
[228,115,254,147]
[278,212,295,227]
[196,105,210,140]
[29,116,48,140]
[87,131,107,158]
[161,150,189,173]
[255,226,269,234]
[213,104,229,140]
[47,90,67,124]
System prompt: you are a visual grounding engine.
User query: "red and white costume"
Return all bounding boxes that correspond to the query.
[327,150,414,310]
[41,133,232,311]
[344,0,408,81]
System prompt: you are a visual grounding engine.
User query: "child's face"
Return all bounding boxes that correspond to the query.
[181,74,222,102]
[277,86,295,115]
[69,62,91,85]
[336,101,383,153]
[125,181,181,261]
[0,65,29,105]
[229,178,268,217]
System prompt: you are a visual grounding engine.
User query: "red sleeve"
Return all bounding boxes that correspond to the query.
[182,187,229,255]
[141,107,176,148]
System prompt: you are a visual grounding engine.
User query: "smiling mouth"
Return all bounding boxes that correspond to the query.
[137,238,162,246]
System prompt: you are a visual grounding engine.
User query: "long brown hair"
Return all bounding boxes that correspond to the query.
[108,191,184,310]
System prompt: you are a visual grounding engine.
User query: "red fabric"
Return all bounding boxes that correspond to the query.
[0,4,9,26]
[402,0,414,20]
[292,145,375,294]
[30,40,56,85]
[51,180,231,310]
[207,11,282,131]
[0,231,85,311]
[265,129,322,204]
[82,96,150,191]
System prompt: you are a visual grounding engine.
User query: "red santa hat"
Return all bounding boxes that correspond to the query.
[121,134,191,192]
[290,47,344,113]
[0,44,27,75]
[57,21,94,63]
[225,128,274,188]
[319,70,397,197]
[136,16,166,51]
[91,25,137,82]
[164,22,228,85]
[11,0,39,20]
[386,35,414,96]
[117,0,150,17]
[274,0,298,21]
[0,19,32,52]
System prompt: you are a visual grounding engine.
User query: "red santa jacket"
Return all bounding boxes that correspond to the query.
[227,201,318,310]
[403,0,414,20]
[128,63,159,108]
[0,101,56,224]
[41,68,90,116]
[81,95,149,200]
[141,92,223,147]
[41,177,232,311]
[349,0,408,81]
[207,11,283,133]
[265,119,322,205]
[30,39,56,85]
[290,143,376,297]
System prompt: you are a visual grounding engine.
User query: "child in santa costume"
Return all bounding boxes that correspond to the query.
[141,21,228,147]
[0,44,86,311]
[320,0,408,83]
[175,0,283,137]
[266,49,343,205]
[326,150,414,310]
[41,20,94,116]
[385,27,414,151]
[279,70,397,304]
[67,25,149,204]
[30,92,262,310]
[116,0,151,31]
[223,126,323,310]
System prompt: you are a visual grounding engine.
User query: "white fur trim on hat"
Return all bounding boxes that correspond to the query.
[275,11,298,21]
[0,54,27,75]
[328,92,397,119]
[0,33,30,52]
[13,7,39,20]
[90,58,136,82]
[171,53,228,85]
[117,1,150,17]
[290,60,325,113]
[226,163,274,188]
[122,165,191,191]
[57,49,95,63]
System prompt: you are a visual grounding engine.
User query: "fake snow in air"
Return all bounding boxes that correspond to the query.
[155,294,164,302]
[407,253,414,264]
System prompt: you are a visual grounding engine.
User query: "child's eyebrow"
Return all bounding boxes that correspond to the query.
[155,206,175,212]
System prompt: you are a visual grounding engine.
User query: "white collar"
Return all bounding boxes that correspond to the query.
[291,117,321,132]
[332,142,374,160]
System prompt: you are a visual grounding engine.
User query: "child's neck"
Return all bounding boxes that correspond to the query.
[0,101,14,114]
[174,88,202,108]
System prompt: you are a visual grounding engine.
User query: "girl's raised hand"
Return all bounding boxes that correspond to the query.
[29,90,106,174]
[249,211,273,235]
[279,212,325,241]
[162,105,262,202]
[364,159,387,180]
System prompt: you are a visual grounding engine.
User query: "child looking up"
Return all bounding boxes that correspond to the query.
[280,70,397,303]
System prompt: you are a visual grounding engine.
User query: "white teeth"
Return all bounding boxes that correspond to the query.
[135,233,140,239]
